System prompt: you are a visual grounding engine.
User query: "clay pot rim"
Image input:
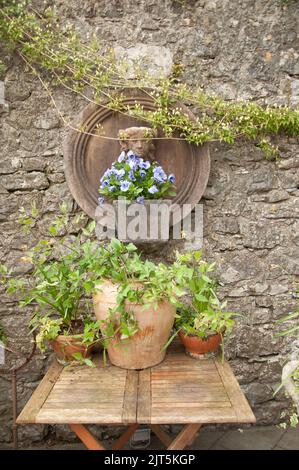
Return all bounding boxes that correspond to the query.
[94,279,172,307]
[179,329,223,340]
[50,334,87,346]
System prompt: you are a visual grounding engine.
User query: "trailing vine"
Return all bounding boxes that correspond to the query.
[0,0,298,157]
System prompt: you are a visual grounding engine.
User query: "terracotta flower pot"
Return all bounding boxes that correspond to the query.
[50,335,93,365]
[93,280,176,369]
[178,330,222,358]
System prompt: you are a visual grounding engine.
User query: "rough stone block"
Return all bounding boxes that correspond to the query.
[114,44,173,78]
[1,172,49,191]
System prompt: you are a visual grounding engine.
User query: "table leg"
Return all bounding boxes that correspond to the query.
[69,423,106,450]
[167,423,202,450]
[150,425,172,447]
[112,424,139,450]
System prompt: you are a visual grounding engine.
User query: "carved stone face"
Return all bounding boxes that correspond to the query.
[118,126,157,160]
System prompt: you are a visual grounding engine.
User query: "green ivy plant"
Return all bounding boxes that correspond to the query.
[0,204,187,359]
[174,251,236,337]
[84,238,186,349]
[163,251,237,355]
[0,202,239,362]
[0,1,298,158]
[0,204,102,364]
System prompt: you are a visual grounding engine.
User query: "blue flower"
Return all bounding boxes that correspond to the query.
[129,159,139,171]
[136,196,145,204]
[108,185,115,192]
[104,169,113,178]
[140,160,151,170]
[168,174,175,183]
[148,185,159,194]
[116,169,126,180]
[98,196,105,204]
[139,169,146,179]
[118,151,126,163]
[120,180,131,192]
[129,170,136,181]
[100,180,109,188]
[153,166,167,183]
[127,150,135,159]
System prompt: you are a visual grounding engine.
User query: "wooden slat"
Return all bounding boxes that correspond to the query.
[152,401,231,409]
[122,370,138,424]
[137,368,151,423]
[156,357,216,366]
[152,371,217,378]
[214,357,256,423]
[152,394,228,403]
[152,378,222,385]
[42,397,123,412]
[154,367,221,375]
[59,368,122,376]
[58,372,124,380]
[151,385,225,391]
[58,373,126,380]
[17,361,63,424]
[152,384,229,402]
[150,407,237,424]
[36,408,124,424]
[47,393,124,403]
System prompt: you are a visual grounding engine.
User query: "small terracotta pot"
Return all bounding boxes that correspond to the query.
[50,335,93,365]
[178,330,222,358]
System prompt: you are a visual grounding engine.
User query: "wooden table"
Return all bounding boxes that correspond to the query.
[17,343,256,450]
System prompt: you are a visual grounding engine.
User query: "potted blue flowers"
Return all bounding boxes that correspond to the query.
[98,150,176,203]
[96,126,176,241]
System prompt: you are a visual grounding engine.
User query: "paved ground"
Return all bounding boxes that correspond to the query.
[1,425,298,450]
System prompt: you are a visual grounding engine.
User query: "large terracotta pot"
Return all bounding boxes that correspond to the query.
[178,330,222,358]
[93,280,176,369]
[50,335,93,365]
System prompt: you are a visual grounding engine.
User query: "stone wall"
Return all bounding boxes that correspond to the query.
[0,0,298,444]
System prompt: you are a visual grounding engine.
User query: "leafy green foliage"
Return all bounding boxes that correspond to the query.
[276,308,299,337]
[173,251,236,339]
[31,316,62,352]
[0,1,298,157]
[1,204,187,355]
[71,353,96,368]
[1,201,238,360]
[83,238,186,343]
[1,204,102,358]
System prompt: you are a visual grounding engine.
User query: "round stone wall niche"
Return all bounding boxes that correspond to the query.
[63,89,210,220]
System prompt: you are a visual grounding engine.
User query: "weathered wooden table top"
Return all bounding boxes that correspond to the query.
[17,343,256,426]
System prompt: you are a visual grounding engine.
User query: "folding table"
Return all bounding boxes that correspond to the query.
[17,342,256,450]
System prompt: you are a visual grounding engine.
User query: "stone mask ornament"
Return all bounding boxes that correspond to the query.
[118,126,157,161]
